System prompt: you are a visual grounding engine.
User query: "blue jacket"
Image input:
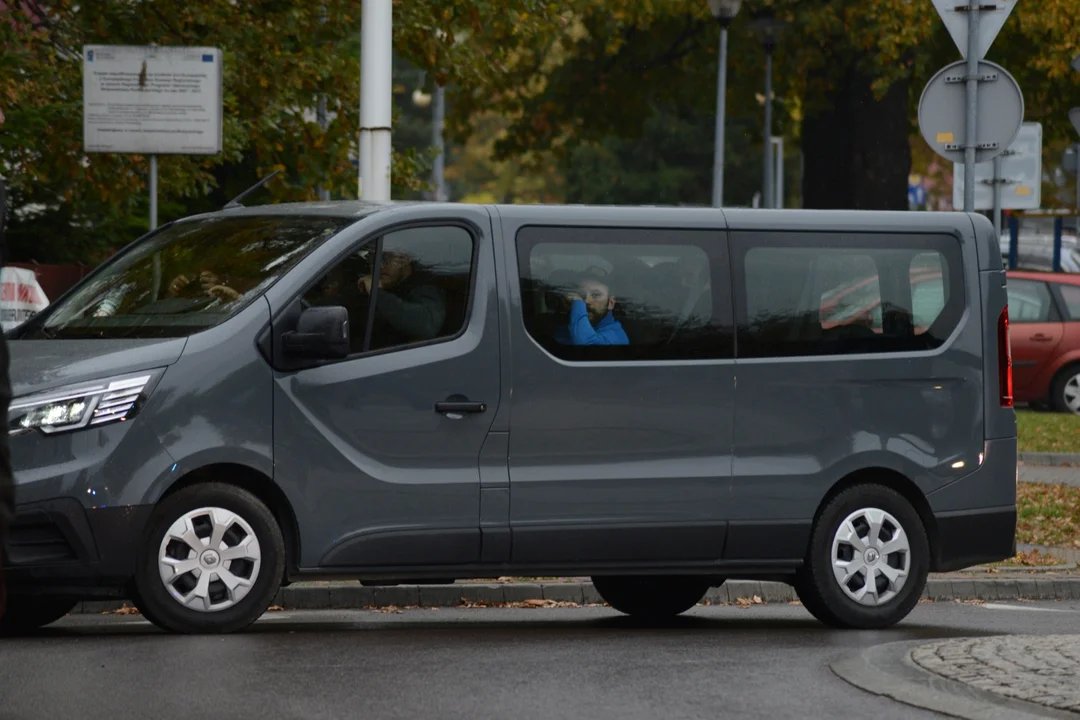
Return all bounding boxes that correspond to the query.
[554,299,629,346]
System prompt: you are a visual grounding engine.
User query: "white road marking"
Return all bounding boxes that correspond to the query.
[980,602,1075,613]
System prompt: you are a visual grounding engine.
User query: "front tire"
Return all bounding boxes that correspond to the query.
[133,483,284,634]
[592,576,710,619]
[0,595,78,635]
[795,484,929,630]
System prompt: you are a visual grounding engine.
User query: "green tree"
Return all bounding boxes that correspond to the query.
[448,0,1080,212]
[0,0,564,262]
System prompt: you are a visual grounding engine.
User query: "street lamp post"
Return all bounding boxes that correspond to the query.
[750,12,787,209]
[411,77,446,202]
[708,0,742,209]
[432,84,447,202]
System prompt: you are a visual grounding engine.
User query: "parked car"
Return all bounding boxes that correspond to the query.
[2,203,1017,635]
[1005,269,1080,414]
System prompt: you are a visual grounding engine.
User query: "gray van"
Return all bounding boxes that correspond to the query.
[1,202,1017,634]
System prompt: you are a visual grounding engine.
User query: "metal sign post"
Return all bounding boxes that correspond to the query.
[991,155,1003,235]
[961,0,980,213]
[926,1,1019,213]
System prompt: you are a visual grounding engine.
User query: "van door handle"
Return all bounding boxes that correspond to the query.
[435,400,487,414]
[1031,333,1054,342]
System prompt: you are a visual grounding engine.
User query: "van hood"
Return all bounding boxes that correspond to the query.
[8,337,187,399]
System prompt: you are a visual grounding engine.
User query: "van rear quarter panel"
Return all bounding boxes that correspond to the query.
[723,211,987,531]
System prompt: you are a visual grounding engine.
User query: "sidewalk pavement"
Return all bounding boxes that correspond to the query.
[1019,452,1080,468]
[1019,465,1080,488]
[73,573,1080,615]
[911,635,1080,716]
[833,638,1080,720]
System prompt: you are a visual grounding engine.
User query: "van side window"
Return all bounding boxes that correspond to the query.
[733,233,963,358]
[1006,279,1054,323]
[516,226,733,361]
[302,225,474,356]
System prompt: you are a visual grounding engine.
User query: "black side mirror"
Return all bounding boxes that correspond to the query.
[282,306,350,360]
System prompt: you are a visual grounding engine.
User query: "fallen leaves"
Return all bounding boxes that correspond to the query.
[266,605,284,612]
[459,599,591,609]
[1017,483,1080,548]
[734,595,764,608]
[371,605,407,614]
[993,548,1065,568]
[102,604,140,616]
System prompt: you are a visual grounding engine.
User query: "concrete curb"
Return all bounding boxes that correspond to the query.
[831,640,1076,720]
[1019,452,1080,467]
[72,576,1080,615]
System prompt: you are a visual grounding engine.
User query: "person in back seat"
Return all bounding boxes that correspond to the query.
[554,274,629,346]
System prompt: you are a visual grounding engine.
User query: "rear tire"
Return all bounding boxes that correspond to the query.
[592,576,710,619]
[133,483,284,634]
[795,484,928,630]
[0,595,78,636]
[1051,365,1080,416]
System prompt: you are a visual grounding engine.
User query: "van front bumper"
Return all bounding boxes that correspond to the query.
[4,498,153,598]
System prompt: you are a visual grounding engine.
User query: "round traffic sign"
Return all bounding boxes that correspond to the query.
[918,59,1024,165]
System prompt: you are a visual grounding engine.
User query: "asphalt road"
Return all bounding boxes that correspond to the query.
[2,601,1080,720]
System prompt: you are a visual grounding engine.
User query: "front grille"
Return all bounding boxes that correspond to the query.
[8,513,77,565]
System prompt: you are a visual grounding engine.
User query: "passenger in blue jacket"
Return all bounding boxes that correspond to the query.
[554,275,629,346]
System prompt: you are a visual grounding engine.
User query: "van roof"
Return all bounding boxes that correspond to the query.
[202,200,980,231]
[188,201,996,269]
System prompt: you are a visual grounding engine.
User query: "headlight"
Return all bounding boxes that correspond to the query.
[9,371,162,436]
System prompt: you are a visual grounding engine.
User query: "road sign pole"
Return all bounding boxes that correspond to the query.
[1074,142,1080,249]
[1008,214,1018,269]
[992,155,1002,236]
[1054,216,1063,273]
[763,47,774,209]
[962,0,980,213]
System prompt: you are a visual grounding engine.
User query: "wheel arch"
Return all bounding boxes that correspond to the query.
[157,464,301,583]
[813,466,942,571]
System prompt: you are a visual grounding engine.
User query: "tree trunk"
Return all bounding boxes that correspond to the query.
[802,65,911,211]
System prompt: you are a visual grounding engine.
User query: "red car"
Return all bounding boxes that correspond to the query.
[1007,270,1080,414]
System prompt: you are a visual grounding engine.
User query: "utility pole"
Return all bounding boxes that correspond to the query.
[358,0,392,202]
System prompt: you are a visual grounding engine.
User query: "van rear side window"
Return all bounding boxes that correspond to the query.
[732,233,964,358]
[516,226,734,361]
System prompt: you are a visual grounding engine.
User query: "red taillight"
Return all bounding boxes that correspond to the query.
[998,305,1013,407]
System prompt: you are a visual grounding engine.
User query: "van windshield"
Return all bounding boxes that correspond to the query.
[19,214,353,340]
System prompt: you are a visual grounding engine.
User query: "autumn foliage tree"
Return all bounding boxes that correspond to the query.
[0,0,563,262]
[449,0,1080,211]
